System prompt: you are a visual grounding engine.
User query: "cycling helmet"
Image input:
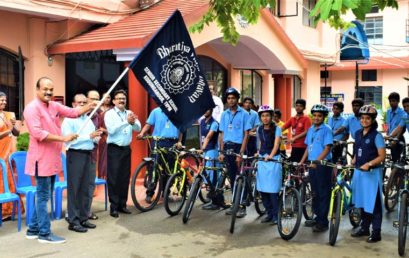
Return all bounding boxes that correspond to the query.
[224,87,240,99]
[258,105,274,116]
[311,104,329,116]
[359,105,378,119]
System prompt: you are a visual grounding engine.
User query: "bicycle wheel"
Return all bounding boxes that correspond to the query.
[164,172,189,216]
[131,160,162,212]
[301,181,314,220]
[254,189,266,216]
[277,187,302,240]
[398,192,408,256]
[182,176,202,224]
[329,190,342,246]
[230,178,243,234]
[181,153,210,204]
[385,168,403,212]
[348,208,361,228]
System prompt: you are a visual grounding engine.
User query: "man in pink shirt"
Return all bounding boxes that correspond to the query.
[24,77,96,244]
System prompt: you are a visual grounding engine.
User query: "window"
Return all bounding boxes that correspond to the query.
[357,86,382,106]
[65,50,128,107]
[0,48,21,118]
[198,56,227,99]
[241,70,262,105]
[364,17,383,44]
[369,5,379,13]
[362,70,377,81]
[303,0,316,28]
[320,87,332,97]
[292,76,302,107]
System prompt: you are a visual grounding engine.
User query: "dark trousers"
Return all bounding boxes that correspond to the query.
[332,144,344,164]
[309,164,332,226]
[107,144,131,211]
[391,135,405,162]
[361,189,383,233]
[67,150,91,225]
[290,147,306,163]
[260,192,279,220]
[246,136,257,157]
[224,142,242,189]
[86,160,96,216]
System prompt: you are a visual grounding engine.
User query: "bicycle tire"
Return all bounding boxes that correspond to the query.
[182,176,202,224]
[230,178,243,234]
[164,172,188,216]
[348,208,361,228]
[277,187,302,241]
[254,189,266,216]
[398,192,408,256]
[329,190,342,246]
[385,168,403,212]
[301,181,314,221]
[131,161,162,212]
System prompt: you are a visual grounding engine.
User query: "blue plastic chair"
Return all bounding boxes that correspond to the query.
[0,158,21,231]
[53,153,67,220]
[8,151,37,226]
[95,176,108,211]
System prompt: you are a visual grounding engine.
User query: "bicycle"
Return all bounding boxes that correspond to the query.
[276,159,303,241]
[391,148,409,256]
[227,151,265,234]
[130,136,200,212]
[384,138,407,212]
[182,154,231,224]
[333,140,354,165]
[311,160,361,246]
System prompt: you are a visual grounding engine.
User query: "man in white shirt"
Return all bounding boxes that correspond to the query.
[209,84,224,123]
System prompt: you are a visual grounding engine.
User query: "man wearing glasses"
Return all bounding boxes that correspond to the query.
[104,90,141,218]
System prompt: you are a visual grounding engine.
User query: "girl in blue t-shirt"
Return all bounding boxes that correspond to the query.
[351,105,386,243]
[256,105,282,224]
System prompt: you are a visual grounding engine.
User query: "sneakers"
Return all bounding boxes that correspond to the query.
[261,216,273,223]
[304,219,317,227]
[351,227,370,238]
[26,230,39,240]
[202,203,221,210]
[236,208,247,218]
[367,232,382,243]
[38,233,66,244]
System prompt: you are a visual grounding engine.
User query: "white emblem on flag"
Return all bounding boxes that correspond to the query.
[160,54,196,94]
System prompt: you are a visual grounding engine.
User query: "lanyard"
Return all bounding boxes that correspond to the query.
[116,110,127,122]
[229,110,239,125]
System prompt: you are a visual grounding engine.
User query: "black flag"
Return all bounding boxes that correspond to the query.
[129,10,215,132]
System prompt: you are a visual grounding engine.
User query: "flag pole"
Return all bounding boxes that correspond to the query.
[65,67,130,150]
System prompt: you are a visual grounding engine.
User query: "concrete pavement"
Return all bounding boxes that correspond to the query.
[0,194,403,258]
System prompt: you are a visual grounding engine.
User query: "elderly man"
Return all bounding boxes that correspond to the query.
[104,90,141,218]
[62,94,102,233]
[25,77,96,244]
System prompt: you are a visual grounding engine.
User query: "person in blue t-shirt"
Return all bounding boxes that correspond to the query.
[255,105,282,225]
[390,97,409,137]
[351,105,386,243]
[218,87,251,218]
[335,98,364,140]
[137,107,182,203]
[242,97,260,156]
[300,104,333,233]
[328,102,348,163]
[384,92,406,162]
[199,109,228,210]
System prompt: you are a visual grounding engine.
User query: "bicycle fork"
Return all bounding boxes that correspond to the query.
[328,186,344,220]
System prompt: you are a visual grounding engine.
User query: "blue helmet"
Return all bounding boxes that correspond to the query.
[224,87,240,100]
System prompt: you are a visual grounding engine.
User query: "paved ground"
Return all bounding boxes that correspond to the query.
[0,188,403,258]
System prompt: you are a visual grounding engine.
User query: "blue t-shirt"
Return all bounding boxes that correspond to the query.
[219,106,252,144]
[305,123,333,161]
[200,118,219,151]
[342,115,362,139]
[386,107,405,134]
[146,107,179,138]
[399,113,409,133]
[327,115,348,141]
[247,109,260,129]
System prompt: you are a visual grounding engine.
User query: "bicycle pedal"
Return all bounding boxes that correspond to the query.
[393,221,400,228]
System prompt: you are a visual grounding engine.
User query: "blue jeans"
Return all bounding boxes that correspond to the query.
[27,175,54,237]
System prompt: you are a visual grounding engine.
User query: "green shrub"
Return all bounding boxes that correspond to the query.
[16,132,29,151]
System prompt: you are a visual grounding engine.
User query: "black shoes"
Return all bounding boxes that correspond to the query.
[88,213,98,220]
[81,221,96,229]
[304,219,317,227]
[351,227,370,238]
[261,217,272,223]
[110,209,119,218]
[202,203,221,210]
[312,224,329,232]
[367,232,382,243]
[68,224,87,233]
[118,207,132,214]
[236,208,247,218]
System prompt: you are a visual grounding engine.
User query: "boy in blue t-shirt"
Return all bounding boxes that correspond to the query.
[300,104,333,233]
